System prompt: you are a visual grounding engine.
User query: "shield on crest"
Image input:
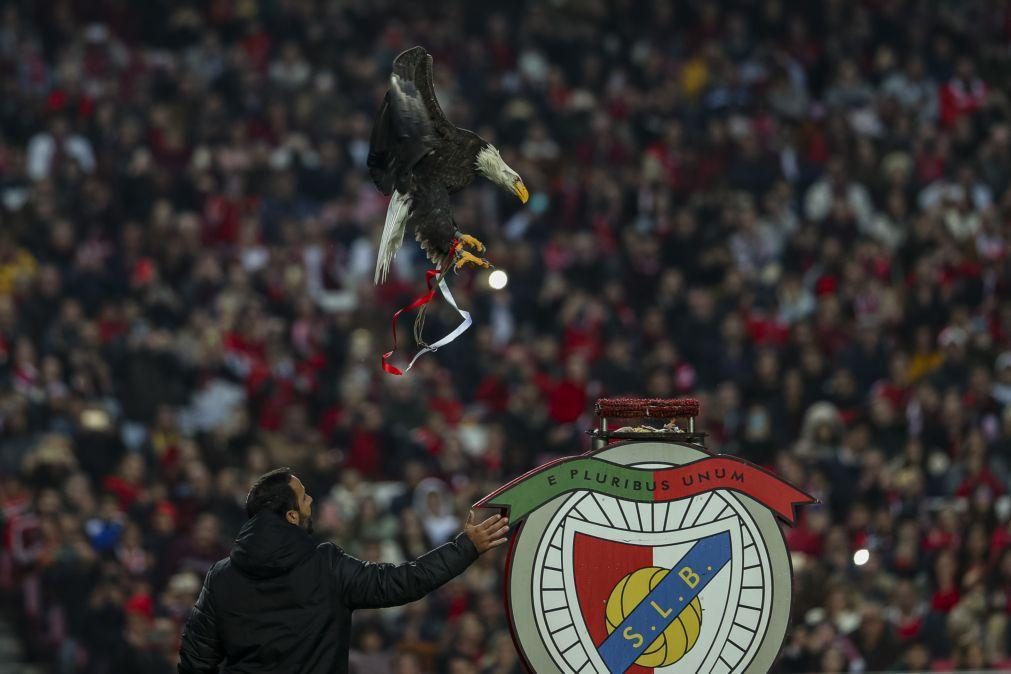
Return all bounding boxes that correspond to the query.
[564,514,754,673]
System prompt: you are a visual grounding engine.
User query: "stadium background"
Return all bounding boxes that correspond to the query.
[2,0,1011,672]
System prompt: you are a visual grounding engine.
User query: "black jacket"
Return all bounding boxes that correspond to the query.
[178,511,479,673]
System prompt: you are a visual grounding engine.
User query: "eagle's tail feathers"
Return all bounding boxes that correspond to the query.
[375,190,411,284]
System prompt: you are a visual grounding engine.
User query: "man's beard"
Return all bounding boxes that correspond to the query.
[298,511,313,535]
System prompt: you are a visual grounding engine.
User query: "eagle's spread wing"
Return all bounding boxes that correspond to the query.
[369,73,438,280]
[392,46,455,138]
[367,71,435,196]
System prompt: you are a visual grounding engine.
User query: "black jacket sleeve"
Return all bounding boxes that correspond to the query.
[326,531,479,610]
[178,565,224,674]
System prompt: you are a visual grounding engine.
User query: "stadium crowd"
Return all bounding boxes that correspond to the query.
[2,0,1011,671]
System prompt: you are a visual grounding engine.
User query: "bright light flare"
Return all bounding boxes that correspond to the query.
[489,270,508,290]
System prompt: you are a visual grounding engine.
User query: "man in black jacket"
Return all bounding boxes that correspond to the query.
[178,467,509,673]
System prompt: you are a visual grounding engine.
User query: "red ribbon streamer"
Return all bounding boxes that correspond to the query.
[381,269,440,376]
[381,241,460,376]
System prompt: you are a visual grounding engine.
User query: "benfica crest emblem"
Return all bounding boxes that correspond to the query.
[475,399,815,674]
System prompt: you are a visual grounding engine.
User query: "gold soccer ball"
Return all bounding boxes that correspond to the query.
[604,566,703,667]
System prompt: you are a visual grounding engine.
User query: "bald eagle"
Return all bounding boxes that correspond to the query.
[368,46,529,284]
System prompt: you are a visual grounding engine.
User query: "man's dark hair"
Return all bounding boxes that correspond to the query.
[245,467,296,518]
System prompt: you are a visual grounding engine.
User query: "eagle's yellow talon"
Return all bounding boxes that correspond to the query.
[458,234,486,254]
[454,250,491,270]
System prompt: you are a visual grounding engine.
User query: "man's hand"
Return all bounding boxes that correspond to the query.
[464,510,509,554]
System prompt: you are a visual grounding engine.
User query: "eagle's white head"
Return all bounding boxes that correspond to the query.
[476,145,529,203]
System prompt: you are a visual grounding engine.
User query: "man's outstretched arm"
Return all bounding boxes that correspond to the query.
[330,511,509,610]
[178,568,224,673]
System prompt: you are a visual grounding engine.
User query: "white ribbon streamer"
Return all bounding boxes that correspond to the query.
[401,277,472,373]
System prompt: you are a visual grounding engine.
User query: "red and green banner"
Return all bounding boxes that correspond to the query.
[474,455,815,524]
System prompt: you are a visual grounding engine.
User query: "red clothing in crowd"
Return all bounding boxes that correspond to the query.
[103,475,142,510]
[347,427,383,477]
[930,586,960,613]
[939,78,987,127]
[785,522,823,557]
[895,615,923,640]
[955,468,1006,499]
[923,528,959,552]
[547,379,587,424]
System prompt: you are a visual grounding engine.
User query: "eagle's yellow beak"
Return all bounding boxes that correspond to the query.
[513,180,529,204]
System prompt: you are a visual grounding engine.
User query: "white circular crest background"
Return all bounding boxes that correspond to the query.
[505,441,793,674]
